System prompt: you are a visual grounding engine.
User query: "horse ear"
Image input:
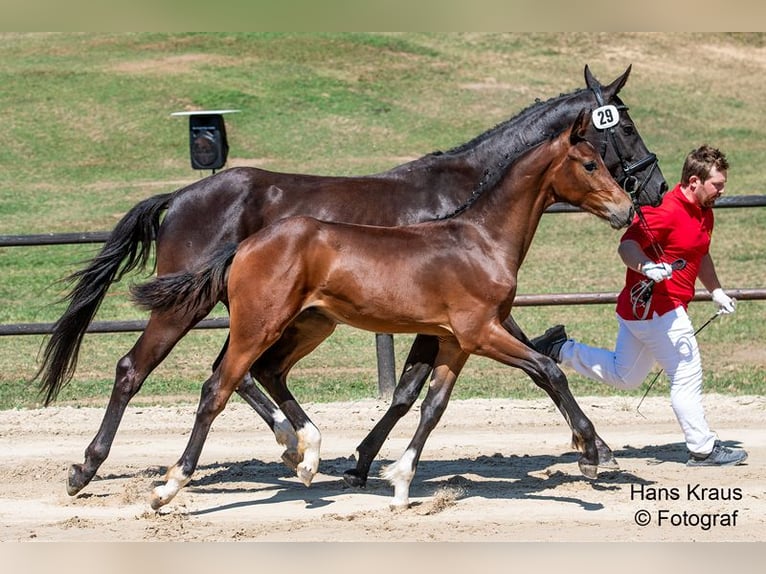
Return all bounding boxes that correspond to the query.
[570,109,589,144]
[584,64,632,99]
[584,65,597,90]
[601,65,632,99]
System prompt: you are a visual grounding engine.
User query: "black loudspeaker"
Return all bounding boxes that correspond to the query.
[188,114,229,170]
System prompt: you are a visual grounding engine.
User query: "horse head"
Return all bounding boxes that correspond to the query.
[584,64,667,208]
[552,108,635,229]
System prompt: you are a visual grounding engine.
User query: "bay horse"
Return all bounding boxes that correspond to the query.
[136,109,634,510]
[35,65,666,497]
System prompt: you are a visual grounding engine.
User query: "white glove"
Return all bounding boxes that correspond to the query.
[641,262,673,283]
[712,288,736,314]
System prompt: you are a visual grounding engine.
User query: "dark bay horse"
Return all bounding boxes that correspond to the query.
[36,66,666,497]
[136,110,634,510]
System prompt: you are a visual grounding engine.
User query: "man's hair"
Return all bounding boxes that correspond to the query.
[681,144,729,185]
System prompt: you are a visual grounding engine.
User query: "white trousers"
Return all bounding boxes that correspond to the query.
[559,306,717,455]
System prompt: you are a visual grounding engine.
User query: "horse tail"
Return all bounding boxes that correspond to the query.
[130,242,238,316]
[35,192,172,405]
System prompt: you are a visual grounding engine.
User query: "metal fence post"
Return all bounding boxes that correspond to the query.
[375,333,396,399]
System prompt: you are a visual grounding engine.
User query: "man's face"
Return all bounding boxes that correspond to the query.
[692,166,727,208]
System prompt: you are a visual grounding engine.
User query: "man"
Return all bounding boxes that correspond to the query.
[533,145,747,467]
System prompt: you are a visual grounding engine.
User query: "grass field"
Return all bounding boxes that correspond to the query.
[0,32,764,410]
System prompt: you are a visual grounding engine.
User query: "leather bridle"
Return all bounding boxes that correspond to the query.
[590,84,661,210]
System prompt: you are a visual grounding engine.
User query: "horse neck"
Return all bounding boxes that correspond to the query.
[460,137,562,268]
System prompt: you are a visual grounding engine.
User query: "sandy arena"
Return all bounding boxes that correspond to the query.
[0,394,763,542]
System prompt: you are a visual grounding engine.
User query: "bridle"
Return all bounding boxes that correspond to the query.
[590,83,671,319]
[589,83,661,212]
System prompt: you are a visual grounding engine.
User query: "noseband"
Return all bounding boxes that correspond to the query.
[590,84,660,210]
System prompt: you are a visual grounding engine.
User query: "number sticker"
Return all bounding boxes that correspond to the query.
[592,105,620,129]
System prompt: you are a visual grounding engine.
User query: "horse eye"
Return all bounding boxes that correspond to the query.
[622,124,635,136]
[584,161,598,172]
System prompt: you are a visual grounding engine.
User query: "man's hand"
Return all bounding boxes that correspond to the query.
[641,262,673,283]
[712,288,737,314]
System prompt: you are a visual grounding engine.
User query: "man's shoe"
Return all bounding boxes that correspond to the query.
[530,324,568,363]
[687,440,748,467]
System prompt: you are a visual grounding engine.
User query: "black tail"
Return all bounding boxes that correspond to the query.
[34,193,172,405]
[130,243,238,317]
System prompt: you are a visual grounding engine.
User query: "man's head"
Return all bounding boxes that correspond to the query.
[681,145,729,209]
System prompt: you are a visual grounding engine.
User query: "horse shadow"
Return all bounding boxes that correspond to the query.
[167,441,694,516]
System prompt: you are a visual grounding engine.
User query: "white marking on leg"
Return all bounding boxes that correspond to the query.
[150,465,191,510]
[381,447,417,510]
[295,422,321,486]
[272,408,298,450]
[272,408,301,469]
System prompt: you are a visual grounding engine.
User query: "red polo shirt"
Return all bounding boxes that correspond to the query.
[616,184,714,320]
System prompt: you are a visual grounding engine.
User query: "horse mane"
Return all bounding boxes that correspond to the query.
[440,88,586,156]
[432,127,565,222]
[424,88,588,221]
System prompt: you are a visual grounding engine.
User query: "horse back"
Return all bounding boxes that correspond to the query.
[228,215,501,337]
[154,163,477,276]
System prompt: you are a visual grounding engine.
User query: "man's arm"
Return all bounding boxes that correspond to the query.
[699,253,736,313]
[697,253,722,292]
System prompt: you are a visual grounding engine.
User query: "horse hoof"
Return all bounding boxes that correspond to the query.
[149,495,166,511]
[596,437,620,469]
[578,459,599,479]
[296,465,315,487]
[66,464,88,496]
[149,488,173,511]
[388,500,410,512]
[598,452,620,470]
[281,449,301,471]
[342,469,367,488]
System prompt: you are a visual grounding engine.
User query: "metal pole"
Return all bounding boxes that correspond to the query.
[375,333,396,399]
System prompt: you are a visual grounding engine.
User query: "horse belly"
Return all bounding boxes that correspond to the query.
[309,278,451,337]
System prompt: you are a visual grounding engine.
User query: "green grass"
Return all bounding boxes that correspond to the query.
[1,32,765,410]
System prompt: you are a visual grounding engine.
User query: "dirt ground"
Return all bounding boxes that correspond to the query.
[0,394,763,543]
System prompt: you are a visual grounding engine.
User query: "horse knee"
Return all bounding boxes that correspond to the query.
[114,356,142,397]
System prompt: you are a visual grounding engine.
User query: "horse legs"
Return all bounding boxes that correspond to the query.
[211,334,300,467]
[469,320,601,478]
[235,374,300,466]
[150,305,327,509]
[247,309,338,470]
[344,314,565,487]
[381,338,468,509]
[67,307,209,496]
[343,333,438,487]
[343,314,615,490]
[150,365,238,510]
[499,315,617,469]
